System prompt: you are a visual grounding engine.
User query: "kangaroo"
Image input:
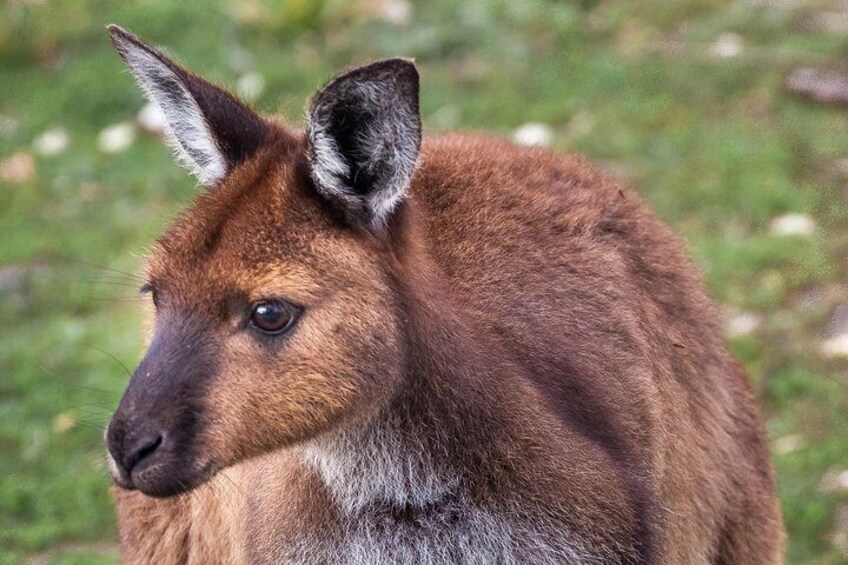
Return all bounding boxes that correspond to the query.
[104,25,783,564]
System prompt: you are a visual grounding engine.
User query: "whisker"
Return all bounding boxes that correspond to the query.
[50,253,146,282]
[76,418,111,429]
[71,295,146,302]
[73,405,114,414]
[77,273,143,283]
[80,279,146,290]
[217,469,249,501]
[75,405,116,414]
[38,365,118,396]
[86,343,133,377]
[201,477,224,508]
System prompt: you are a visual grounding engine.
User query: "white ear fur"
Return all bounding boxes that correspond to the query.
[307,59,421,230]
[309,87,418,224]
[108,26,226,186]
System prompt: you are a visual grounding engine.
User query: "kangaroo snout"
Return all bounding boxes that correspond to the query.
[106,312,219,497]
[106,386,212,497]
[106,418,165,486]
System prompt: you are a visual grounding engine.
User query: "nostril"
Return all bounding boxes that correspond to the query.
[124,433,164,474]
[137,434,163,462]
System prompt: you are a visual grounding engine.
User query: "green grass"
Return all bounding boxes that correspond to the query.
[2,0,847,562]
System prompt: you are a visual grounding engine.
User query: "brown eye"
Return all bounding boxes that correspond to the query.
[250,300,299,335]
[140,283,159,308]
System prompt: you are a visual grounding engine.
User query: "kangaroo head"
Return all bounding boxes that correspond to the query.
[104,26,421,497]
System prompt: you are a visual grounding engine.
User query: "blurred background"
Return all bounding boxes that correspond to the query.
[1,0,847,562]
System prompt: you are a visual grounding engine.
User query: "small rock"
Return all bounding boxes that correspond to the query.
[800,11,848,34]
[726,312,761,337]
[821,333,848,358]
[0,264,26,292]
[822,469,848,493]
[97,122,136,154]
[33,127,69,156]
[747,0,804,7]
[0,152,35,183]
[513,123,554,147]
[785,67,848,106]
[0,114,20,139]
[828,304,848,336]
[829,157,848,178]
[0,261,47,296]
[769,213,815,236]
[793,286,824,313]
[773,434,804,455]
[833,505,848,558]
[136,102,167,136]
[708,33,743,59]
[236,72,265,101]
[379,0,413,26]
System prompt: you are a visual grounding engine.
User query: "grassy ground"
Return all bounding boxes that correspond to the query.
[1,0,847,562]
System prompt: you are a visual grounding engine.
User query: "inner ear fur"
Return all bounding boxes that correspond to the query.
[307,58,421,230]
[108,24,270,187]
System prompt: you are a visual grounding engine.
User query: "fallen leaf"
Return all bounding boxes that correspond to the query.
[709,33,743,59]
[97,122,136,154]
[52,411,77,434]
[769,213,815,236]
[34,127,70,157]
[513,123,553,147]
[0,152,35,183]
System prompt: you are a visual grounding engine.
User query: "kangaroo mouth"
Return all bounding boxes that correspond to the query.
[109,450,218,497]
[106,425,218,498]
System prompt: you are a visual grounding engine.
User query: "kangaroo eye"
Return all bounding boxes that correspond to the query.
[140,283,159,308]
[250,300,299,335]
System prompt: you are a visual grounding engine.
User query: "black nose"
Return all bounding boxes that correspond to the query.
[108,423,165,477]
[124,432,164,472]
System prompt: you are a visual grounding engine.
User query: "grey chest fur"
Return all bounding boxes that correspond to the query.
[273,495,602,565]
[261,429,606,565]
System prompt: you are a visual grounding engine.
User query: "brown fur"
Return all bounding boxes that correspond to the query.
[106,33,783,564]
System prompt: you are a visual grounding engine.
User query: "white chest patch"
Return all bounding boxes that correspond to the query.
[276,415,605,564]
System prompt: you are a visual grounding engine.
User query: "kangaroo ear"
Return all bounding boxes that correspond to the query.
[107,25,268,187]
[307,59,421,230]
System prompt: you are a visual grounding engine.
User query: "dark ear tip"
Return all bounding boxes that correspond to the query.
[382,57,417,68]
[106,24,132,44]
[341,58,418,83]
[373,57,419,79]
[106,25,176,72]
[106,24,149,55]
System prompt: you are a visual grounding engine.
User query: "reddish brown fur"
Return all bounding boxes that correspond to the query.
[106,37,783,564]
[114,131,782,563]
